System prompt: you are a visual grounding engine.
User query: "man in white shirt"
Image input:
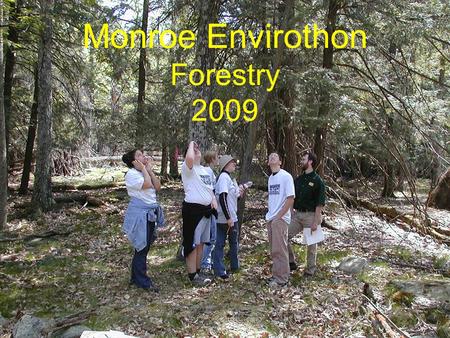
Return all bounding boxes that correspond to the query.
[265,153,295,287]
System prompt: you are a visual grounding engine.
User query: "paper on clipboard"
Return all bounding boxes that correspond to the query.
[303,225,325,245]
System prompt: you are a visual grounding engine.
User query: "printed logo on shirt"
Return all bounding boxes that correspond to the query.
[269,184,280,195]
[200,175,212,186]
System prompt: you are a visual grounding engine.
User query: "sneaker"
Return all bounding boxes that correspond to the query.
[199,268,214,278]
[143,284,160,293]
[268,279,288,289]
[266,276,275,284]
[130,281,160,293]
[303,270,315,278]
[191,273,212,287]
[290,262,298,272]
[218,274,230,281]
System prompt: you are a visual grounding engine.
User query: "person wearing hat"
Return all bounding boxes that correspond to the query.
[212,155,245,280]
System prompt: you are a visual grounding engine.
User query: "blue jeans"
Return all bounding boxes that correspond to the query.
[213,222,239,276]
[201,217,217,269]
[130,221,156,288]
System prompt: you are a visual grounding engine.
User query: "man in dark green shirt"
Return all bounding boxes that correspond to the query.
[288,152,326,276]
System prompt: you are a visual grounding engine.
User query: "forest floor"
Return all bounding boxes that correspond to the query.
[1,167,449,337]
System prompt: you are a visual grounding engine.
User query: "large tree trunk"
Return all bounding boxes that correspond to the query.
[427,167,450,211]
[430,46,447,189]
[160,142,168,176]
[237,0,293,233]
[187,0,220,151]
[135,0,149,149]
[0,2,8,230]
[4,0,21,168]
[19,65,39,195]
[313,0,338,178]
[169,144,178,177]
[32,0,54,212]
[277,2,297,176]
[266,89,297,176]
[278,87,297,176]
[381,162,396,198]
[263,1,297,175]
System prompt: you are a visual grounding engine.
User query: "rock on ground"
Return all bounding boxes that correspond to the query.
[338,256,368,274]
[12,314,51,338]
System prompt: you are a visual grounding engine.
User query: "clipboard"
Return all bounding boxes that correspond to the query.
[303,225,325,245]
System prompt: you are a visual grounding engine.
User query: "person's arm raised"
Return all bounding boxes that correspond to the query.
[185,141,196,169]
[145,157,161,191]
[149,170,161,191]
[133,160,153,189]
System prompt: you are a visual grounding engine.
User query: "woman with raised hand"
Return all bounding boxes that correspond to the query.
[181,141,217,286]
[122,149,163,293]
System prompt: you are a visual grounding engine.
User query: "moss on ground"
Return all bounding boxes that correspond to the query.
[1,174,448,336]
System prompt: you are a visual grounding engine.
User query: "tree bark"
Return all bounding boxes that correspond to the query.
[169,144,179,176]
[313,0,338,178]
[160,142,168,176]
[278,87,297,176]
[135,0,149,149]
[4,0,21,168]
[381,162,396,198]
[427,167,450,211]
[187,0,220,151]
[277,2,297,176]
[32,0,54,212]
[19,65,39,195]
[237,0,293,232]
[0,1,8,230]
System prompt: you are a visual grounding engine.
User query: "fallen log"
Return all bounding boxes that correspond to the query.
[43,309,97,337]
[52,183,77,191]
[76,182,123,190]
[54,193,104,207]
[364,295,410,338]
[9,182,124,192]
[329,182,449,242]
[0,230,72,242]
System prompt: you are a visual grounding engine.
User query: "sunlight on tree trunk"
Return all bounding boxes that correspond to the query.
[0,1,7,230]
[187,0,220,151]
[19,64,39,195]
[32,0,54,212]
[314,0,338,178]
[135,0,149,149]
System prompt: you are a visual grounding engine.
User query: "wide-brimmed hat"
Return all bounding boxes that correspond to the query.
[219,155,236,172]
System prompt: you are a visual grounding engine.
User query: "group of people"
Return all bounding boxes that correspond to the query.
[121,141,326,292]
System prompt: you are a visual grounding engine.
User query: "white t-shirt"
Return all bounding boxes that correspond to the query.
[125,168,157,205]
[181,162,214,205]
[266,169,295,224]
[216,172,239,223]
[204,166,216,190]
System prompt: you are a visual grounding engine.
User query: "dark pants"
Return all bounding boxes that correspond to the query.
[131,221,156,288]
[213,222,239,276]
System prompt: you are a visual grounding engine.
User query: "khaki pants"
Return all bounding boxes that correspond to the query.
[288,211,320,275]
[267,219,290,284]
